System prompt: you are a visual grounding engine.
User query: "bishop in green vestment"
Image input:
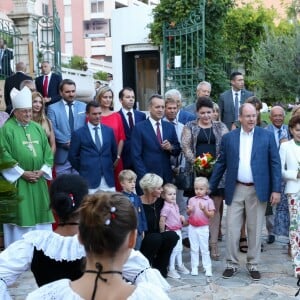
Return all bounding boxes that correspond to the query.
[0,86,54,247]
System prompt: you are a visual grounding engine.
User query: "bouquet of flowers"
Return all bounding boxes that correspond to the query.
[194,152,216,177]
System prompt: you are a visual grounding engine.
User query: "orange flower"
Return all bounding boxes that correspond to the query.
[194,152,216,176]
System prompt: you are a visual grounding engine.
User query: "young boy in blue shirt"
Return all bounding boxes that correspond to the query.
[119,169,147,250]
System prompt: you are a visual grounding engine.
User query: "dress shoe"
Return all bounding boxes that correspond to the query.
[267,235,275,244]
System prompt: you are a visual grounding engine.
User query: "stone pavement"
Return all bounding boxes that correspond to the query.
[7,234,297,300]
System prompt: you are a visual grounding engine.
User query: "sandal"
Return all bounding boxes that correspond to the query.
[239,237,248,253]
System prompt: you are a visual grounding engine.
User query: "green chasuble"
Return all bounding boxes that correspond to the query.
[0,117,54,227]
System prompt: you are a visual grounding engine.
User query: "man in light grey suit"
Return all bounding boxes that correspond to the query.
[219,72,254,130]
[47,79,86,176]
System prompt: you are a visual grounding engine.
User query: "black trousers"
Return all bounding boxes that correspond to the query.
[140,231,179,277]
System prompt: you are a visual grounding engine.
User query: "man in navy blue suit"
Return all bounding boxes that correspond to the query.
[131,94,181,193]
[209,103,281,281]
[118,87,146,170]
[69,101,117,193]
[35,61,62,106]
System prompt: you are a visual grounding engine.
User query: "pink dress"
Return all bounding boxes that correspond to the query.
[101,112,126,191]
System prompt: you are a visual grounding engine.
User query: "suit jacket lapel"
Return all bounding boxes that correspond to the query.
[120,110,130,131]
[59,101,69,129]
[233,129,240,161]
[251,127,259,159]
[146,119,161,147]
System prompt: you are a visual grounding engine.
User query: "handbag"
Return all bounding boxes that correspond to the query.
[173,153,194,190]
[174,167,195,191]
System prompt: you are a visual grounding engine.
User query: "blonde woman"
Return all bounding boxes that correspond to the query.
[32,91,56,153]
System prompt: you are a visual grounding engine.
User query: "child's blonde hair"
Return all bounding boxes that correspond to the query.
[194,177,210,194]
[162,183,177,198]
[118,169,137,183]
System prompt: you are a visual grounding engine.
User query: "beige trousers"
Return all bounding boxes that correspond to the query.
[225,184,266,267]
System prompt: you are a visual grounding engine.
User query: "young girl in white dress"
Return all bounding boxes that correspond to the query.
[27,192,170,300]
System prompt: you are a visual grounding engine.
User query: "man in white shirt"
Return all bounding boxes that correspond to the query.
[210,103,281,281]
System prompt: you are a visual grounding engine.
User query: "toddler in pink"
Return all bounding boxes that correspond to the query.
[160,183,189,279]
[187,177,215,277]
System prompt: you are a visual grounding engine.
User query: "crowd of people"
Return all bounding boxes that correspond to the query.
[0,64,300,298]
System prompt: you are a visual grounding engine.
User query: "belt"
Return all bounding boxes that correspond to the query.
[236,180,254,186]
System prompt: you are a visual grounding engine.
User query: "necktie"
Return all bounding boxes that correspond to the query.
[43,75,49,97]
[156,122,163,144]
[0,49,3,68]
[94,127,101,151]
[127,111,134,130]
[67,102,74,132]
[277,128,282,147]
[234,92,239,120]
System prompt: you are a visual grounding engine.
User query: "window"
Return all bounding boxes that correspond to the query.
[65,32,72,42]
[90,0,104,13]
[42,4,49,16]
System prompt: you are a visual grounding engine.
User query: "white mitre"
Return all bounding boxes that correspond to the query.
[10,86,32,110]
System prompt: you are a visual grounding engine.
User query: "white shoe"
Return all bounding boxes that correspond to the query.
[167,269,181,279]
[177,264,190,275]
[191,267,198,276]
[205,269,212,277]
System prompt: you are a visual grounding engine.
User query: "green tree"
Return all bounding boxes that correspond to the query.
[250,26,299,104]
[62,55,88,71]
[223,3,276,76]
[149,0,234,99]
[93,70,108,81]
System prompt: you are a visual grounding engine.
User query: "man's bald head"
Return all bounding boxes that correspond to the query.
[270,106,285,128]
[16,62,26,72]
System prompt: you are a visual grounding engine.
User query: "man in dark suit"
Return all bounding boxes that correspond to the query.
[209,103,281,281]
[131,94,181,192]
[35,61,62,106]
[219,72,254,130]
[118,87,146,170]
[4,62,32,114]
[0,39,13,77]
[164,88,195,125]
[69,101,117,193]
[47,79,86,176]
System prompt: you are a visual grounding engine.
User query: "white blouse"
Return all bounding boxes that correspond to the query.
[279,140,300,194]
[0,231,169,299]
[26,279,170,300]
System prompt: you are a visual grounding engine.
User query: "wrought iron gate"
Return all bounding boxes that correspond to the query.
[163,1,206,104]
[33,1,61,75]
[0,17,21,78]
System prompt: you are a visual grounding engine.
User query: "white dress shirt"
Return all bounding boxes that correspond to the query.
[237,127,254,183]
[87,122,102,146]
[232,89,241,107]
[121,107,135,127]
[149,117,163,140]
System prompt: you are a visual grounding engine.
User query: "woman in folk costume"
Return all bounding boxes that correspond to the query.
[0,86,54,247]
